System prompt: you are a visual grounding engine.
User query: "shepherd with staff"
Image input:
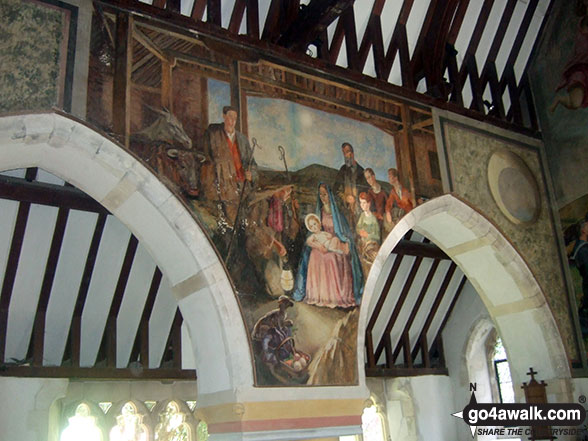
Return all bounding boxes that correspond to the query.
[242,145,303,296]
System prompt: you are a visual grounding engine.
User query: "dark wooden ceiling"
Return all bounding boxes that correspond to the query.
[99,0,553,132]
[0,168,192,379]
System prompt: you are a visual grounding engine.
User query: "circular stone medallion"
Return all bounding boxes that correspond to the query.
[487,150,540,225]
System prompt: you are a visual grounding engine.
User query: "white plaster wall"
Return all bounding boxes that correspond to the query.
[0,377,68,441]
[366,376,457,441]
[409,376,458,441]
[443,282,493,440]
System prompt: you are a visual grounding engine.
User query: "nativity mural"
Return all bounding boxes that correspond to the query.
[85,11,441,386]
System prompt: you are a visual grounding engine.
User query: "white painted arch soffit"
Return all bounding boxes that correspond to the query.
[0,111,254,397]
[360,194,571,399]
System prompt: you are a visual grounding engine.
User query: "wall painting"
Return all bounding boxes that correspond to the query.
[86,12,443,386]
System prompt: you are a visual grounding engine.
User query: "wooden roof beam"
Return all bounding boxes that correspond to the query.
[411,263,457,360]
[392,259,441,363]
[393,239,450,260]
[0,201,32,363]
[277,0,354,51]
[103,235,139,367]
[130,267,163,366]
[410,0,462,98]
[365,254,405,368]
[374,257,424,366]
[479,0,517,84]
[30,207,70,366]
[381,0,415,80]
[0,175,109,215]
[68,213,108,367]
[498,0,539,90]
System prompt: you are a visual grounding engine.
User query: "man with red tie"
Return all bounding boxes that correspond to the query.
[201,106,257,226]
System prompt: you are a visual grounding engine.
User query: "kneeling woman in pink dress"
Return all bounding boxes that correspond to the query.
[293,183,364,308]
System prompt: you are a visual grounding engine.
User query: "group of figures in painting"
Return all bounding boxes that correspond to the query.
[132,105,416,384]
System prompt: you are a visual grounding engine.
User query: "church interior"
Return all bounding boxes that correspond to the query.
[1,0,588,440]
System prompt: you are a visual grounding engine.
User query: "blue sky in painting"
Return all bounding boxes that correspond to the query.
[208,79,396,182]
[208,79,231,124]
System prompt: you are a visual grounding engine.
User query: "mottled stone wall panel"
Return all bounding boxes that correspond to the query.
[441,121,577,360]
[0,0,67,112]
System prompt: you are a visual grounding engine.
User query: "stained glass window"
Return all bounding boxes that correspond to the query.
[110,402,148,441]
[154,401,191,441]
[196,420,208,441]
[60,403,103,441]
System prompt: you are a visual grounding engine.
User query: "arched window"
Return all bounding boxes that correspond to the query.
[154,401,192,441]
[361,400,387,441]
[60,403,103,441]
[109,402,149,441]
[196,420,208,441]
[466,320,516,406]
[492,337,515,403]
[339,397,388,441]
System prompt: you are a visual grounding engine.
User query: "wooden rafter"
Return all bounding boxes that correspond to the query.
[375,256,424,366]
[278,0,354,51]
[130,267,163,366]
[392,259,441,363]
[435,275,467,339]
[31,207,70,366]
[411,0,461,97]
[0,175,109,215]
[393,239,449,260]
[207,0,221,26]
[160,309,183,368]
[0,201,32,363]
[478,0,517,91]
[104,235,139,367]
[365,254,404,368]
[191,0,206,21]
[69,213,108,367]
[0,365,195,380]
[412,263,457,360]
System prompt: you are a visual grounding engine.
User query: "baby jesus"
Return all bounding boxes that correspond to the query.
[304,213,349,255]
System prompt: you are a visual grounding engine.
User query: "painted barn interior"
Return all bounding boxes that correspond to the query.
[1,0,588,440]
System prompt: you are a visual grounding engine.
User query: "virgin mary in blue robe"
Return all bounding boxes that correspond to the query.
[293,183,363,306]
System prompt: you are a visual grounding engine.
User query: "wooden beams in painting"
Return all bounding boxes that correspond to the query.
[112,11,133,146]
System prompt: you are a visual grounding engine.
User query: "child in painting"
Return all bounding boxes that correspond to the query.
[356,192,380,244]
[304,213,348,255]
[357,192,380,267]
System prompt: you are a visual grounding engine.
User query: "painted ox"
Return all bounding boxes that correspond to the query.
[132,107,203,198]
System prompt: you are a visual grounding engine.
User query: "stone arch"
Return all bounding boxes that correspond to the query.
[360,194,572,401]
[0,112,253,401]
